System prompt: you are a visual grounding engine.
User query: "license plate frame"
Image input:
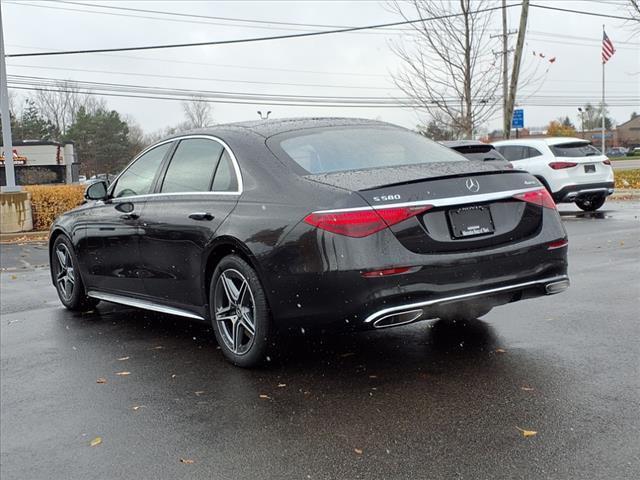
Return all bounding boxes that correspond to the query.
[584,164,596,173]
[448,205,495,239]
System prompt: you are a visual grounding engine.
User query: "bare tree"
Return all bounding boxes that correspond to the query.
[389,0,502,138]
[182,97,213,129]
[34,81,104,135]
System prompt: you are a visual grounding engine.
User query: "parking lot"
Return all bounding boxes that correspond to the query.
[1,201,638,480]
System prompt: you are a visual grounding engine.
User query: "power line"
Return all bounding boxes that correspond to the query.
[8,75,637,108]
[6,64,395,91]
[5,3,521,58]
[529,3,640,21]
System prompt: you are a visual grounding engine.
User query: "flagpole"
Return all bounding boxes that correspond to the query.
[601,24,606,155]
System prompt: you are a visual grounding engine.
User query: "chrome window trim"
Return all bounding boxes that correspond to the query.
[109,134,244,199]
[364,275,569,324]
[313,187,543,214]
[87,290,205,320]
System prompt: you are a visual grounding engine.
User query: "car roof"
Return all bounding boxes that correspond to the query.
[493,137,590,147]
[166,117,394,141]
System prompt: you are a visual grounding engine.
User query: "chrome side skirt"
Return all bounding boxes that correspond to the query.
[364,275,570,326]
[87,290,205,320]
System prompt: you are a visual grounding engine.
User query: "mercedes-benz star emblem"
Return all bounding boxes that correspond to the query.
[465,178,480,192]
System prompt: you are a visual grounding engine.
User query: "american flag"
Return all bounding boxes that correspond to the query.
[602,31,615,64]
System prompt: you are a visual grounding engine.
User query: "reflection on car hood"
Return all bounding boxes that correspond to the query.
[304,161,505,191]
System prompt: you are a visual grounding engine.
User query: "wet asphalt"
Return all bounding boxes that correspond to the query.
[1,201,639,480]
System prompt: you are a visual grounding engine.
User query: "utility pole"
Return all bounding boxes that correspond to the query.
[501,0,509,139]
[0,2,20,192]
[504,0,530,140]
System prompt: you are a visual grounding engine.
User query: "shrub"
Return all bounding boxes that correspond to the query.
[25,184,85,231]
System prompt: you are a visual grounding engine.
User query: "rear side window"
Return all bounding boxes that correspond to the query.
[160,139,223,193]
[113,143,171,198]
[274,127,465,174]
[212,151,239,192]
[550,142,600,157]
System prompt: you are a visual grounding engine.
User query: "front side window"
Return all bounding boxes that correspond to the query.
[496,145,526,161]
[550,142,600,157]
[160,139,223,193]
[273,127,465,174]
[112,143,171,198]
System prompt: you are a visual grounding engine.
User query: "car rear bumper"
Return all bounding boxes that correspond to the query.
[552,181,615,203]
[365,274,569,328]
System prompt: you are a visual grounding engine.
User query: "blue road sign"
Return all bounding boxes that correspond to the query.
[512,109,524,129]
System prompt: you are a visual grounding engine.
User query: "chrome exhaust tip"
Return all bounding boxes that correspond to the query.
[545,279,570,295]
[372,309,423,329]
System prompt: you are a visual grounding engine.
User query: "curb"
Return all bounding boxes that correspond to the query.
[610,189,640,200]
[0,231,49,244]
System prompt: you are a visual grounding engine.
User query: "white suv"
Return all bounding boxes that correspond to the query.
[493,137,614,211]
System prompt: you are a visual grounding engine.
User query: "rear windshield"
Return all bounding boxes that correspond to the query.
[273,127,465,174]
[453,144,506,162]
[550,142,601,157]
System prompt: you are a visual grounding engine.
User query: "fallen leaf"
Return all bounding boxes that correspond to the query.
[194,391,205,396]
[354,448,363,455]
[259,394,270,399]
[96,377,107,384]
[180,458,195,464]
[117,356,130,361]
[521,386,535,391]
[277,383,287,388]
[495,348,507,354]
[10,275,17,280]
[115,371,130,376]
[171,374,177,378]
[150,345,164,350]
[89,437,102,447]
[132,405,145,411]
[516,426,538,438]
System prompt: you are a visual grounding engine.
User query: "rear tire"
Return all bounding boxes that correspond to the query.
[575,194,606,211]
[51,235,99,312]
[209,255,273,368]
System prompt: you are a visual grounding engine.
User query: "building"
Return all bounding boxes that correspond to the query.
[616,115,640,149]
[0,141,79,186]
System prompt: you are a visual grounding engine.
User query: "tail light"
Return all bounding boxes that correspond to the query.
[512,188,556,209]
[549,161,578,170]
[603,159,611,165]
[362,266,418,278]
[547,239,568,250]
[304,205,432,238]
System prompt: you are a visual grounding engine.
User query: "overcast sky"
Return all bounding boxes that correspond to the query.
[3,0,639,135]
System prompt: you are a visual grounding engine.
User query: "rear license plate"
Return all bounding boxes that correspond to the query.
[584,164,596,173]
[448,206,495,238]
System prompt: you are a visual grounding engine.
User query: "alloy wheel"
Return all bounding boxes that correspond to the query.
[214,269,256,355]
[55,243,76,301]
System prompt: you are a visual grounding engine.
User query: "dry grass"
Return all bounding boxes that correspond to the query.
[25,184,85,231]
[615,169,640,189]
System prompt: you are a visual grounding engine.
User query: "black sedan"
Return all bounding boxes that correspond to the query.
[49,118,569,367]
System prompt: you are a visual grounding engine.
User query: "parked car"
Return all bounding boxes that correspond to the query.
[493,137,614,211]
[440,140,513,169]
[606,147,628,157]
[49,118,569,367]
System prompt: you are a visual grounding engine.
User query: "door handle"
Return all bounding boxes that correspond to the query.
[189,212,214,221]
[120,213,139,220]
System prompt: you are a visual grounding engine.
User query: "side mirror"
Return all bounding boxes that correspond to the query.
[84,180,109,201]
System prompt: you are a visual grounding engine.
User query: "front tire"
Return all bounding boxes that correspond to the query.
[51,235,99,311]
[575,194,606,211]
[210,255,272,368]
